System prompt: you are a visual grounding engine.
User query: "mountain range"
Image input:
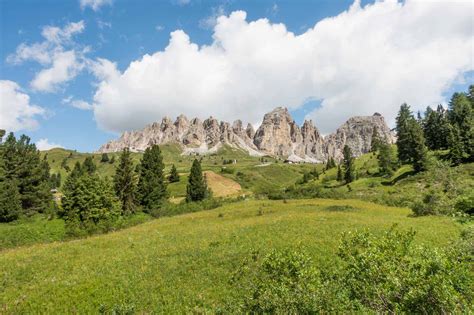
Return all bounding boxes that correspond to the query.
[98,107,395,162]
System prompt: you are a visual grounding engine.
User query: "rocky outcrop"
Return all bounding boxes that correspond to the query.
[98,108,395,163]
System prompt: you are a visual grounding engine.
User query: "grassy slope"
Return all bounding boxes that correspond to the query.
[44,144,316,196]
[0,199,462,313]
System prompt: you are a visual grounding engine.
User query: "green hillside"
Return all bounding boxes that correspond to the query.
[0,198,463,313]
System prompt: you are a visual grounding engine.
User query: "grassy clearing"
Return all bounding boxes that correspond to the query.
[0,198,462,313]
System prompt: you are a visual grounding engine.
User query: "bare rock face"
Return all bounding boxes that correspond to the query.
[98,108,394,163]
[324,114,395,160]
[253,107,294,156]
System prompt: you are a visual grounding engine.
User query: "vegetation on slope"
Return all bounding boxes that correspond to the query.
[0,199,468,313]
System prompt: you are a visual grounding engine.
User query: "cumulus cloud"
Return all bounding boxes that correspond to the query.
[36,138,64,151]
[0,80,45,132]
[79,0,112,11]
[199,5,226,30]
[62,96,93,110]
[30,50,84,92]
[92,0,474,134]
[7,21,86,93]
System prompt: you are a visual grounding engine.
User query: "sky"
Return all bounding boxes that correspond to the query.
[0,0,473,152]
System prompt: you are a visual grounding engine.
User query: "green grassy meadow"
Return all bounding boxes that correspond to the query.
[0,198,463,313]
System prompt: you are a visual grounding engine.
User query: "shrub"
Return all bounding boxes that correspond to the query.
[231,226,472,313]
[231,249,321,314]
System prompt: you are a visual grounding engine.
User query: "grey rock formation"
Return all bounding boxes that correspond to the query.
[98,108,395,163]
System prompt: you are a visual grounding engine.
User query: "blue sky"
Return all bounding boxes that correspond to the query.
[1,0,472,152]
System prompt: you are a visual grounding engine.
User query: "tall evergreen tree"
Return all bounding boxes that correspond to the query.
[0,178,21,222]
[422,105,450,150]
[2,133,51,214]
[342,145,356,183]
[186,159,208,202]
[408,120,429,172]
[0,133,21,222]
[114,148,137,215]
[377,143,397,176]
[395,103,414,163]
[168,164,180,183]
[336,164,343,182]
[100,153,110,163]
[448,92,473,161]
[370,126,382,152]
[137,145,167,211]
[83,156,96,175]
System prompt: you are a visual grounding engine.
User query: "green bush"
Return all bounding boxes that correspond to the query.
[231,226,472,313]
[231,249,322,314]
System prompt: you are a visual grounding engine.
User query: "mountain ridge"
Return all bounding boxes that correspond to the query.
[98,107,395,162]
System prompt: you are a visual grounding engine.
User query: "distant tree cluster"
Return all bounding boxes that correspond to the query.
[0,132,52,222]
[395,85,473,171]
[325,157,337,170]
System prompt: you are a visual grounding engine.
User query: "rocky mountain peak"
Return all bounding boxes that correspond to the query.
[98,106,395,163]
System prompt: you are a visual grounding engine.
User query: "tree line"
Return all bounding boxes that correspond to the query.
[0,136,210,228]
[317,85,473,185]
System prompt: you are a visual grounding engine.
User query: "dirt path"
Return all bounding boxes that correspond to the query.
[204,171,242,197]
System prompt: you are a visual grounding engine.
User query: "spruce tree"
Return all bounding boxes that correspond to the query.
[408,120,429,172]
[395,103,414,163]
[100,153,110,163]
[168,164,180,183]
[137,145,167,211]
[377,143,397,176]
[2,133,52,214]
[343,145,356,183]
[0,178,21,222]
[0,134,21,222]
[336,164,343,182]
[370,126,382,152]
[186,159,208,202]
[83,156,96,175]
[448,92,473,161]
[114,148,137,215]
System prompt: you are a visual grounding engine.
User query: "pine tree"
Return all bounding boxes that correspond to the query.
[137,145,167,211]
[336,164,343,182]
[109,155,115,164]
[396,103,415,163]
[2,133,52,214]
[0,178,21,222]
[377,143,397,176]
[0,134,21,222]
[186,159,208,202]
[63,173,120,231]
[83,156,96,175]
[448,92,473,161]
[408,120,429,172]
[343,145,356,183]
[100,153,110,163]
[114,148,137,215]
[370,126,382,152]
[168,164,180,183]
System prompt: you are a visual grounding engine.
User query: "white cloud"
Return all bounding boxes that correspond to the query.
[174,0,191,6]
[41,21,85,44]
[7,21,86,93]
[199,5,226,30]
[36,138,64,151]
[97,20,112,29]
[0,80,45,132]
[62,95,93,110]
[71,100,93,110]
[91,1,474,134]
[30,50,83,92]
[155,25,165,32]
[79,0,112,11]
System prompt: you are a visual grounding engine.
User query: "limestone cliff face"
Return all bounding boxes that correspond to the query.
[98,108,394,162]
[324,114,395,160]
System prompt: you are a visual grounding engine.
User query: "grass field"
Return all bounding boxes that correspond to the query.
[0,198,463,313]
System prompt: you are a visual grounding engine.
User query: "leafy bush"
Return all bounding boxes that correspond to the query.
[231,226,472,313]
[231,249,322,314]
